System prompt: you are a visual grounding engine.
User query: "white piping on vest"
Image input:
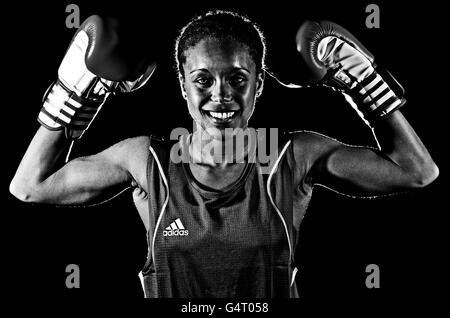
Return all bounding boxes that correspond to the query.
[266,140,294,271]
[138,271,147,297]
[149,145,170,274]
[291,267,298,287]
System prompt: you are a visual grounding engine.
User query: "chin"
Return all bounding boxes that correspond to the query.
[192,115,249,137]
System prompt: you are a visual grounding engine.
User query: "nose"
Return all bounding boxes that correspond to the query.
[211,79,232,103]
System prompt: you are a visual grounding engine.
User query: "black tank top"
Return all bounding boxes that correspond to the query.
[139,133,313,298]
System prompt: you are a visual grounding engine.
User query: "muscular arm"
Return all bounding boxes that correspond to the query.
[293,111,439,197]
[293,20,439,196]
[9,126,149,205]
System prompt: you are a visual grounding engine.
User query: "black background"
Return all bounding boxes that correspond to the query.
[2,0,447,310]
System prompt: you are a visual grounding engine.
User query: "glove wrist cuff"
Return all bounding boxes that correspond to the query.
[321,67,406,127]
[353,69,406,127]
[38,80,107,139]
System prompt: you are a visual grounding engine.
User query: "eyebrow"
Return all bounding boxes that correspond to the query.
[189,67,251,74]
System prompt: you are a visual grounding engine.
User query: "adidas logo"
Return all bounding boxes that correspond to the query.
[163,218,189,237]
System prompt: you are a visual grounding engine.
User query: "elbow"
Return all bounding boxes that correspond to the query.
[9,178,40,203]
[407,161,439,189]
[9,180,28,202]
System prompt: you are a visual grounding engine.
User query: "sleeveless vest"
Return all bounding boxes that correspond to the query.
[139,133,313,298]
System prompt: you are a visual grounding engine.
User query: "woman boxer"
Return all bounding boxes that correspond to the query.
[9,10,438,297]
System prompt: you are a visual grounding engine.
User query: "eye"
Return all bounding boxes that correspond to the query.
[194,77,213,87]
[229,75,247,87]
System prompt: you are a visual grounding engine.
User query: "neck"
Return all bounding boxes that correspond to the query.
[187,127,256,167]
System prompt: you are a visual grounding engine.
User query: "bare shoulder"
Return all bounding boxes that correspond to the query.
[94,135,150,188]
[289,130,342,162]
[95,136,150,163]
[287,131,345,185]
[118,135,151,157]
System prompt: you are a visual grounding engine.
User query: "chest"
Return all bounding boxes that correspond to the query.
[154,184,290,276]
[154,162,290,261]
[188,162,247,190]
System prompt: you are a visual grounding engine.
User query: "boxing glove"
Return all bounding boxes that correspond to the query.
[296,20,405,127]
[38,15,156,139]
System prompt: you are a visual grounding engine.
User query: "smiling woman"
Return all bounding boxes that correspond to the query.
[175,11,265,142]
[9,9,438,298]
[180,38,261,132]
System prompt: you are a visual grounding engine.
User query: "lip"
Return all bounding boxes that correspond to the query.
[201,103,240,113]
[201,109,241,125]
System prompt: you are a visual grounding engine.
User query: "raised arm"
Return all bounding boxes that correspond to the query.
[293,111,438,196]
[10,129,149,205]
[9,15,155,205]
[293,20,438,196]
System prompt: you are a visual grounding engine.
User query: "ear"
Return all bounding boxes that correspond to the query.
[256,71,265,98]
[179,75,187,100]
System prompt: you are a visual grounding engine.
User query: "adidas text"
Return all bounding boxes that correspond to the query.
[163,229,189,237]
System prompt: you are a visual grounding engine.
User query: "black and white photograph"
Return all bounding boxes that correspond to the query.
[3,0,446,311]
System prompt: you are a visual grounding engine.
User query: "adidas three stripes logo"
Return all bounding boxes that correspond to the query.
[163,218,189,237]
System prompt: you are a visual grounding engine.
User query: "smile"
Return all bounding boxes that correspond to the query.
[203,110,239,123]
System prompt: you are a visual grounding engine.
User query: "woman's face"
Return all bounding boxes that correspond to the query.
[180,38,264,139]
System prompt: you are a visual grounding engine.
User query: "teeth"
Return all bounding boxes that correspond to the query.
[209,111,235,119]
